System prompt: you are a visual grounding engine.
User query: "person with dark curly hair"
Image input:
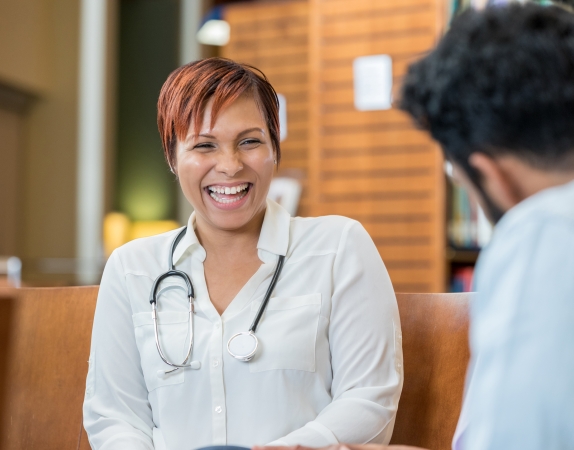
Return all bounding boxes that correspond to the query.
[266,3,574,450]
[405,3,574,450]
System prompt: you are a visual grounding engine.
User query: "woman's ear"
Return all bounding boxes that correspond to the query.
[469,153,521,212]
[169,152,178,177]
[171,163,179,179]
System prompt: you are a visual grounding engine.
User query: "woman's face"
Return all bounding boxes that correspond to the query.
[175,94,276,233]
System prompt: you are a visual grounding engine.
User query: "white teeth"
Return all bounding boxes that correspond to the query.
[209,189,248,204]
[207,183,249,195]
[207,183,250,204]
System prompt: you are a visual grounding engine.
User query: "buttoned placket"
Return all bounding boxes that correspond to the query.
[172,204,289,445]
[189,249,228,445]
[209,316,226,444]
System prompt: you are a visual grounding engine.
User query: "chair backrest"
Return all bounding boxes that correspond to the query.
[0,286,98,450]
[390,293,472,450]
[0,289,16,442]
[0,288,470,450]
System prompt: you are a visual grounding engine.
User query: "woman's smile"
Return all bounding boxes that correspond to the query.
[204,182,253,210]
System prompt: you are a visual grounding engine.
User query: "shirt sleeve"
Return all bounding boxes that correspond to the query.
[464,218,574,450]
[267,220,403,446]
[83,250,155,450]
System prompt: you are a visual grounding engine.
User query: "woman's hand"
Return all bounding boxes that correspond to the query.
[254,444,428,450]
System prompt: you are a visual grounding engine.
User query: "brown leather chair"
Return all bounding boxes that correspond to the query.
[390,293,472,450]
[0,289,16,444]
[0,286,98,450]
[0,288,470,450]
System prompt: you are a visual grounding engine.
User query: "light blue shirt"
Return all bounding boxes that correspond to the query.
[454,179,574,450]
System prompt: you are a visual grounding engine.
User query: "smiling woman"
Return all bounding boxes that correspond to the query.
[83,58,403,450]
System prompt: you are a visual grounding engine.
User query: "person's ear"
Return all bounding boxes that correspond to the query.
[469,153,521,212]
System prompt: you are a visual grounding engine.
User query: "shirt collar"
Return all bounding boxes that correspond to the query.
[257,198,291,261]
[172,198,291,266]
[495,177,574,237]
[172,213,202,266]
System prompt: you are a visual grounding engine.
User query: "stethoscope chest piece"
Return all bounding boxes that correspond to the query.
[227,331,258,362]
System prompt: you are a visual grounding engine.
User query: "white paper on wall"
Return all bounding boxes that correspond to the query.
[353,54,393,111]
[277,93,287,142]
[268,177,302,216]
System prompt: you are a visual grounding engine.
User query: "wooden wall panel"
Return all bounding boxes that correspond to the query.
[224,0,446,292]
[223,1,312,215]
[309,0,446,292]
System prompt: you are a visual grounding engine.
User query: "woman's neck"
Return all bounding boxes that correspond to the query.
[194,209,267,314]
[194,210,266,262]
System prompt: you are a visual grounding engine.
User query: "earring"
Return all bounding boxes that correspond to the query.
[274,159,277,165]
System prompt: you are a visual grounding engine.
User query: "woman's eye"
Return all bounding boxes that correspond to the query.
[240,139,261,148]
[193,143,215,151]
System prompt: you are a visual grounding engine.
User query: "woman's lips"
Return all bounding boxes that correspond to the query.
[204,182,252,210]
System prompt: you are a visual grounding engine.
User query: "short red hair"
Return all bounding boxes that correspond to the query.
[157,57,281,172]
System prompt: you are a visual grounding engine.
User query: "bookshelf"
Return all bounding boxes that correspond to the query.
[447,248,480,264]
[445,170,493,291]
[222,0,485,293]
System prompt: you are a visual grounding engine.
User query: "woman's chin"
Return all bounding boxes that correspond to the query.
[200,189,265,232]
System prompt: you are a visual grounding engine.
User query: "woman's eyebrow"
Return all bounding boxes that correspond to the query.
[237,127,265,137]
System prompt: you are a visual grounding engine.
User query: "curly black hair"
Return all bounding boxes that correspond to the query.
[399,3,574,170]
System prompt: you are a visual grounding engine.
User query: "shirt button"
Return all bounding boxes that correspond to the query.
[215,406,222,413]
[213,359,219,367]
[215,323,220,329]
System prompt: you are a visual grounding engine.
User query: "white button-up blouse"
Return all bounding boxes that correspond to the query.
[83,200,403,450]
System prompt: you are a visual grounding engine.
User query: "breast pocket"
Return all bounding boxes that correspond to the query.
[248,293,321,373]
[132,311,189,391]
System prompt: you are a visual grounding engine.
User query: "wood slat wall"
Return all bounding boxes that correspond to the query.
[223,0,446,292]
[309,0,446,293]
[223,0,312,215]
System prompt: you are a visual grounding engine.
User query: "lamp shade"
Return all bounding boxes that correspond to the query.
[196,6,230,46]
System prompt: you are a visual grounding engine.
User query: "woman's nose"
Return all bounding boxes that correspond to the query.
[215,150,243,177]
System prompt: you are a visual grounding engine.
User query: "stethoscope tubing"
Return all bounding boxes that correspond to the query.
[150,226,285,370]
[152,301,194,373]
[248,254,285,333]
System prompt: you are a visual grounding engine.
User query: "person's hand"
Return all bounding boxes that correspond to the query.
[254,444,428,450]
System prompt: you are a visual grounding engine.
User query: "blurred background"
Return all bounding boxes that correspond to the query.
[4,0,536,292]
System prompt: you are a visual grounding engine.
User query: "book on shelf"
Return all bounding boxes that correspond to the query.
[448,182,493,251]
[451,266,475,292]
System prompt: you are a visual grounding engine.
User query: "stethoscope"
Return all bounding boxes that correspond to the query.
[149,227,285,373]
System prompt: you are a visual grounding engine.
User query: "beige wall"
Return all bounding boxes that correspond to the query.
[0,1,51,94]
[0,0,80,283]
[0,106,24,256]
